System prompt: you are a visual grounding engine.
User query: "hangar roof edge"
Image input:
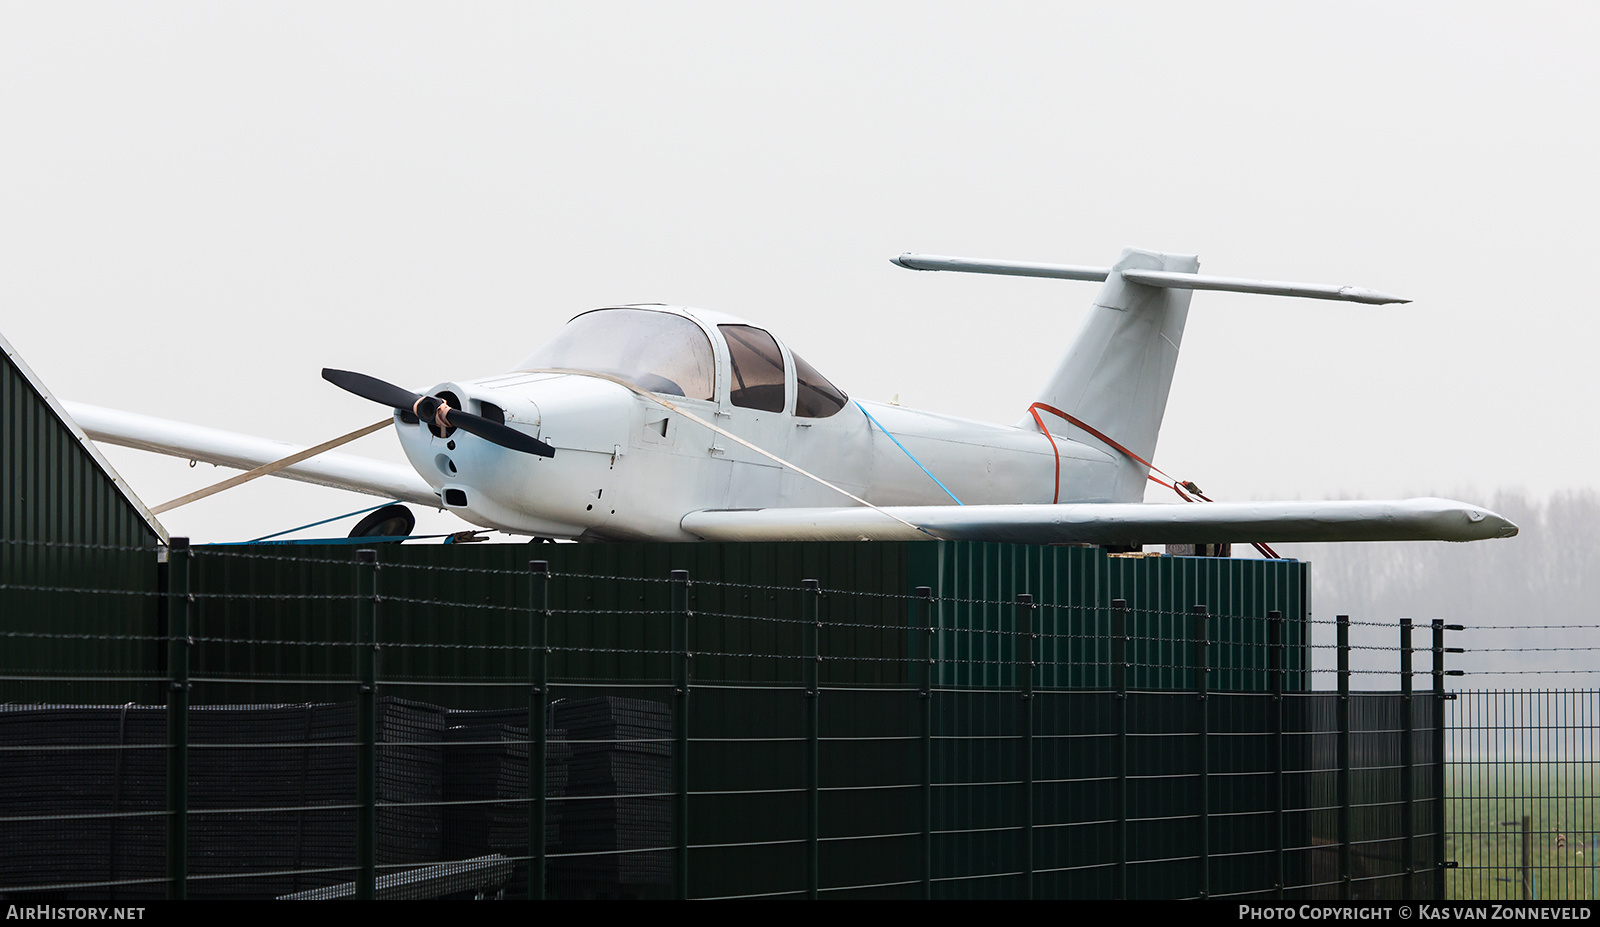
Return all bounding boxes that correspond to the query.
[0,330,169,545]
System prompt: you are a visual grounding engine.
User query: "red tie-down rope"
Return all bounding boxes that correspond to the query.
[1026,402,1280,559]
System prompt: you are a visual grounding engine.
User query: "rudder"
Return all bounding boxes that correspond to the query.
[1021,247,1197,503]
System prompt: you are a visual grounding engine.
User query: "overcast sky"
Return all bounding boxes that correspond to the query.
[3,3,1595,543]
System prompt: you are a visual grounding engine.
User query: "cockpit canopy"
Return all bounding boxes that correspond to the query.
[518,308,716,399]
[517,307,847,417]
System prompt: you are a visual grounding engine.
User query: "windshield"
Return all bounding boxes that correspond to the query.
[794,350,847,418]
[516,308,716,399]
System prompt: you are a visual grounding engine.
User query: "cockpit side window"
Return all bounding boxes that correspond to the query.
[517,308,715,400]
[719,325,786,413]
[793,350,847,418]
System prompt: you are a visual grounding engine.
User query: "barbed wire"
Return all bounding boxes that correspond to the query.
[1306,617,1426,628]
[0,537,155,553]
[1461,646,1600,653]
[1461,624,1600,630]
[373,559,542,577]
[190,547,364,566]
[375,593,523,613]
[6,537,1600,618]
[520,568,679,582]
[389,567,1310,618]
[22,567,1596,637]
[0,583,162,596]
[661,575,817,593]
[546,607,676,617]
[0,629,165,643]
[685,609,806,627]
[1455,669,1600,675]
[188,590,359,602]
[0,625,1419,656]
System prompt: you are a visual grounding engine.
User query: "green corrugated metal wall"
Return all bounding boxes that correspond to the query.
[177,541,1306,705]
[0,342,161,702]
[0,343,161,549]
[911,543,1307,690]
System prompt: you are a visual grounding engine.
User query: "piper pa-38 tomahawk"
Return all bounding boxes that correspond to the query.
[66,248,1518,548]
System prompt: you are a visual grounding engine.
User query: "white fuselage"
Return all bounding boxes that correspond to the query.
[395,306,1121,541]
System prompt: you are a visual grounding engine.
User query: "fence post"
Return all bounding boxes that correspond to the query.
[802,579,821,900]
[1193,603,1209,901]
[165,537,190,901]
[1112,598,1128,901]
[355,549,377,901]
[1401,617,1415,899]
[1440,621,1452,902]
[1269,609,1285,899]
[1338,615,1351,901]
[1432,619,1463,901]
[912,586,933,899]
[1016,593,1035,900]
[529,561,550,900]
[670,569,691,899]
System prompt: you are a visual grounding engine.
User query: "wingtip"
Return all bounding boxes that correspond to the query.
[1337,287,1411,305]
[1465,503,1518,539]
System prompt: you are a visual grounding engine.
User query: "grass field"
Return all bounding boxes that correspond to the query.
[1446,766,1600,900]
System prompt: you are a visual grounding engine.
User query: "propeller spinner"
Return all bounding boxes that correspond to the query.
[322,368,556,457]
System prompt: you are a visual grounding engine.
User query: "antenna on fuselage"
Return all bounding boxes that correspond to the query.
[892,253,1409,305]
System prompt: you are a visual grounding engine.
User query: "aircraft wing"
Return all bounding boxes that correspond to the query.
[64,402,440,507]
[682,498,1519,545]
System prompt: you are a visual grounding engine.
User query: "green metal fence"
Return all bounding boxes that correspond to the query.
[1447,690,1600,901]
[1,537,1443,900]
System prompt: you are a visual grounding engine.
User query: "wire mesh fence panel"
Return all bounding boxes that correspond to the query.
[1448,689,1600,902]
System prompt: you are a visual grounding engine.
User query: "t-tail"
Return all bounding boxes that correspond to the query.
[892,248,1410,503]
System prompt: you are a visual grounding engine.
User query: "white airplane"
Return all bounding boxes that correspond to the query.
[65,248,1518,548]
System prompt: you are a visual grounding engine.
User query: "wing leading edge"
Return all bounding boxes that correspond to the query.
[64,402,440,507]
[682,498,1520,545]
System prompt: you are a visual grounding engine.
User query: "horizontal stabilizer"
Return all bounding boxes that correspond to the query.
[892,254,1110,282]
[1119,269,1408,305]
[64,402,440,507]
[893,253,1408,304]
[683,498,1519,545]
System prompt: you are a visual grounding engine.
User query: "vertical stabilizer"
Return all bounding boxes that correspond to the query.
[1022,248,1197,502]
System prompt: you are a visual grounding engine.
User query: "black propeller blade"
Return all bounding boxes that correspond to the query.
[322,368,425,411]
[322,368,556,458]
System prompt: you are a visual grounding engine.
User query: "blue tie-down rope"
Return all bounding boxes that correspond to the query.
[854,401,963,505]
[245,499,405,543]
